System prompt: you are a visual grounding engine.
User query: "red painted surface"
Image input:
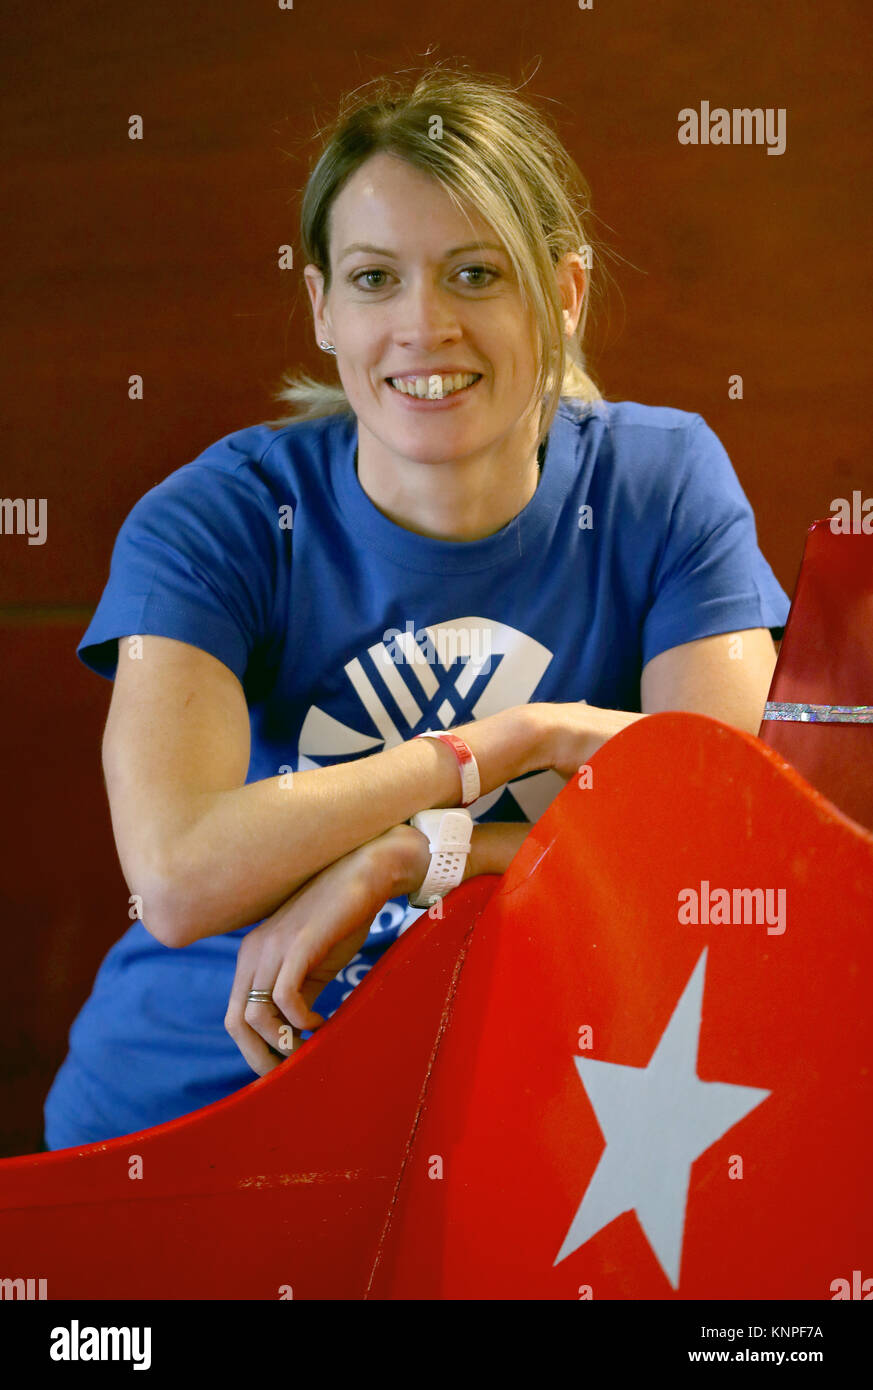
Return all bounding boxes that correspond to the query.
[0,712,870,1299]
[758,519,873,833]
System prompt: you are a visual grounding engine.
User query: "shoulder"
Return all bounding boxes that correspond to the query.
[560,397,705,453]
[197,410,354,475]
[122,411,355,526]
[174,411,352,492]
[559,397,732,496]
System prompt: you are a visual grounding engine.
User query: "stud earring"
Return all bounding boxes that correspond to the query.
[319,341,336,354]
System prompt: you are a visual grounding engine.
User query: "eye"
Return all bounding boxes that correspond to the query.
[350,268,391,289]
[457,264,498,286]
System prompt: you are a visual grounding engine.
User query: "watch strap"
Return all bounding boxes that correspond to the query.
[407,808,473,908]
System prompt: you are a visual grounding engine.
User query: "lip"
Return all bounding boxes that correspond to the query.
[384,375,483,409]
[384,368,481,380]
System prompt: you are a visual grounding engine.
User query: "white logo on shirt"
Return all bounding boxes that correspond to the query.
[297,615,564,819]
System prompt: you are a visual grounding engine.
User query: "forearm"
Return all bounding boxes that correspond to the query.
[147,705,550,945]
[378,820,534,900]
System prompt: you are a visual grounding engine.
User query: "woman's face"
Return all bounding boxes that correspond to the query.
[304,152,545,468]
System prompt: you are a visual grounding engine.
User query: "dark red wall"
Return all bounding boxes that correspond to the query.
[2,0,871,1154]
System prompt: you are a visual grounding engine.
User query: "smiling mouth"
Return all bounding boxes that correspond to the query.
[386,372,482,399]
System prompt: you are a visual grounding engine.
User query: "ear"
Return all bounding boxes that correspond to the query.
[555,252,588,335]
[303,264,331,346]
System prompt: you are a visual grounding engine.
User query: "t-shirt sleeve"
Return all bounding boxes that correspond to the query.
[641,413,791,667]
[77,460,281,683]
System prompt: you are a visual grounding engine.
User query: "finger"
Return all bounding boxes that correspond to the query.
[272,980,324,1055]
[273,980,329,1054]
[225,963,287,1078]
[271,956,328,1034]
[243,959,326,1053]
[257,929,330,1033]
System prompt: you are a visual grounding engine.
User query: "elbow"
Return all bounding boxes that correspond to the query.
[127,857,199,950]
[122,828,244,946]
[143,910,194,951]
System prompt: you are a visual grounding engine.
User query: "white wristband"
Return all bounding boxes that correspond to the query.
[407,808,473,909]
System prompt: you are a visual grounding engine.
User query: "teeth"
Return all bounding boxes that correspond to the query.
[389,372,479,398]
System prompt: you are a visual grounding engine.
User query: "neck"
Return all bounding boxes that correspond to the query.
[354,420,545,542]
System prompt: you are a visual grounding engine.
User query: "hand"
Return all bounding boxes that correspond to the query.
[526,701,645,780]
[443,701,645,793]
[224,831,406,1076]
[223,818,533,1076]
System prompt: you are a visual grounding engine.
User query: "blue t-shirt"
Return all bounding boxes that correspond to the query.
[43,398,791,1148]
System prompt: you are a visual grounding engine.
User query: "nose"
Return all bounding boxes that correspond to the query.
[391,276,464,350]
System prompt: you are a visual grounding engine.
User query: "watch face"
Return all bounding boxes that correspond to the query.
[411,810,447,839]
[412,808,473,850]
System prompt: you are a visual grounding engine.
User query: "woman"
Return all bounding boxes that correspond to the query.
[43,67,790,1149]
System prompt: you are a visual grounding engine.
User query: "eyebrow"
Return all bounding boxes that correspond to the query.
[337,241,506,263]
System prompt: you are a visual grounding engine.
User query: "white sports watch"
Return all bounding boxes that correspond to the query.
[407,808,473,909]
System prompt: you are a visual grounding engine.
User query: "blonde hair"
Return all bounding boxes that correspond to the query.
[268,63,612,449]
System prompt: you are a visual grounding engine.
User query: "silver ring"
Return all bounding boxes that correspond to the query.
[247,989,274,1004]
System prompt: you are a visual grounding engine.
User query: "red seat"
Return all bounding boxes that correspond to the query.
[758,517,873,832]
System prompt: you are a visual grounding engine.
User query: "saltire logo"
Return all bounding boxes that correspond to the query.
[297,616,565,819]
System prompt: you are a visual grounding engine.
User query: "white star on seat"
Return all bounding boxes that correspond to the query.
[554,948,770,1288]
